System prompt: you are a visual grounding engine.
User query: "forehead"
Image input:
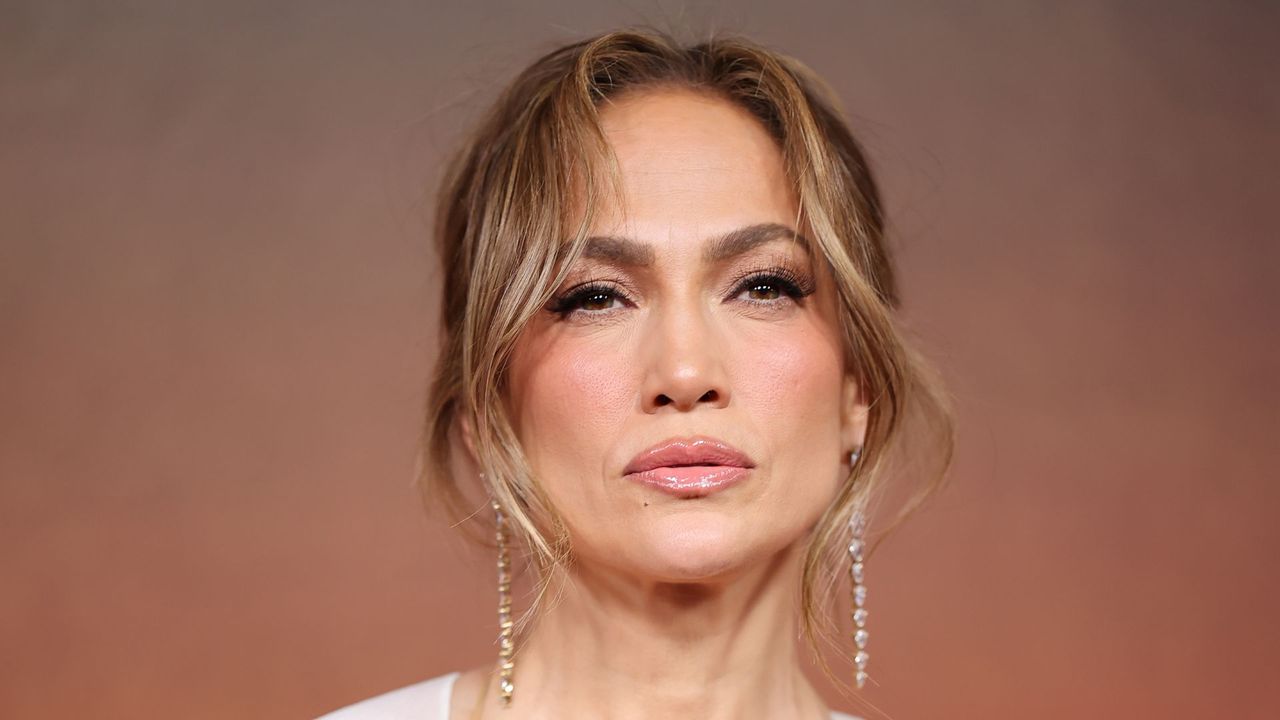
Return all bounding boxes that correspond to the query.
[588,88,799,251]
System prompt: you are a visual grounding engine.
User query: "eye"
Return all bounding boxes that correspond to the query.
[742,279,787,301]
[548,282,628,316]
[731,270,814,305]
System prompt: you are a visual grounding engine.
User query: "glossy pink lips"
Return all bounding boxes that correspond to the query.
[623,436,755,498]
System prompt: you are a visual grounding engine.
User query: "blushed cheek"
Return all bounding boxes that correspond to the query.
[513,338,634,484]
[732,328,846,492]
[736,328,842,420]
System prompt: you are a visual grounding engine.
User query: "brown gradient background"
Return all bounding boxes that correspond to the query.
[2,1,1277,718]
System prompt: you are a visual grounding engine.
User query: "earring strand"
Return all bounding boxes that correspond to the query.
[492,497,515,705]
[849,449,870,690]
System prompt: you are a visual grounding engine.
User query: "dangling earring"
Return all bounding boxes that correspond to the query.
[490,492,516,705]
[848,448,870,690]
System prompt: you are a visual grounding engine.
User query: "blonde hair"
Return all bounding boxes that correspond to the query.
[417,28,953,692]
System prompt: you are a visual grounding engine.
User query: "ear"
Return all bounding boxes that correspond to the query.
[841,373,869,456]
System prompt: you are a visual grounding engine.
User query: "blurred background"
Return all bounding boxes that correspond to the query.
[2,1,1276,718]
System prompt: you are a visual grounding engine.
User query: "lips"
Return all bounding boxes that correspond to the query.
[623,436,755,498]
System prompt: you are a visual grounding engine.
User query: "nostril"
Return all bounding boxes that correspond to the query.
[650,389,720,409]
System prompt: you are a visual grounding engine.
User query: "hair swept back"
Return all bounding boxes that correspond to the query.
[417,27,953,695]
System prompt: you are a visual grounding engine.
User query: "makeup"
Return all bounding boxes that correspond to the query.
[623,436,755,498]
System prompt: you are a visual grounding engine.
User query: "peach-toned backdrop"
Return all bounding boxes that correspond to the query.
[2,2,1276,718]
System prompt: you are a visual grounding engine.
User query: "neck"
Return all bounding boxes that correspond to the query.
[503,540,829,720]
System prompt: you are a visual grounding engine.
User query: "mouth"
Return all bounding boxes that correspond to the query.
[623,436,755,498]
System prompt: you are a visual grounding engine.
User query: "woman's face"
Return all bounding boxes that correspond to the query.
[502,89,866,583]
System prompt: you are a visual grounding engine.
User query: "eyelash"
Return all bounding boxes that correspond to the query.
[737,267,815,304]
[548,267,815,317]
[548,282,625,316]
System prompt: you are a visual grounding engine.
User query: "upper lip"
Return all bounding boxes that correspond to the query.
[623,436,756,475]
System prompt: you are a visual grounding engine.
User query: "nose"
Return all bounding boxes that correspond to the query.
[639,304,731,413]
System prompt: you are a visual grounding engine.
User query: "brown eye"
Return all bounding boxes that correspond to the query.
[731,271,811,305]
[745,282,782,301]
[549,282,629,317]
[580,291,616,311]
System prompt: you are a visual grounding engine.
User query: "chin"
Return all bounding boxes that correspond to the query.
[630,511,784,583]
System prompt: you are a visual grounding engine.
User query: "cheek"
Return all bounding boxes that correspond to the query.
[740,340,833,410]
[509,334,632,484]
[734,324,845,435]
[730,322,847,507]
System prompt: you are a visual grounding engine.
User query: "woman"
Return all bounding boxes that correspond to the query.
[322,28,952,720]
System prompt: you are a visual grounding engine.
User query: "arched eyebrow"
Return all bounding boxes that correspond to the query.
[580,223,809,267]
[704,223,810,262]
[579,235,655,266]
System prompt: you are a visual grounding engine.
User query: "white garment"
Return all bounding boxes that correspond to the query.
[318,671,862,719]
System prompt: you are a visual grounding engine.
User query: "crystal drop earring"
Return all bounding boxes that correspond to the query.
[488,486,516,706]
[848,448,870,690]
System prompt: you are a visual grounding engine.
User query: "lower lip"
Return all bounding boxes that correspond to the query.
[624,466,750,498]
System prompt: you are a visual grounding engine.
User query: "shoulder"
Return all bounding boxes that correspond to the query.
[316,672,460,720]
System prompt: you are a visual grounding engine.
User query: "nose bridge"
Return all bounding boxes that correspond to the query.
[640,295,728,412]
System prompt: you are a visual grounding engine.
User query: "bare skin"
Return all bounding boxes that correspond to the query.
[455,88,867,720]
[450,540,832,720]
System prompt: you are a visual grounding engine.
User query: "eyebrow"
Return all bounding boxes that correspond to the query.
[580,223,809,267]
[706,223,810,263]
